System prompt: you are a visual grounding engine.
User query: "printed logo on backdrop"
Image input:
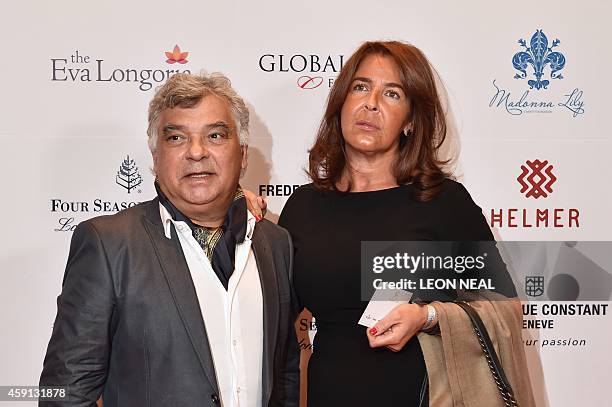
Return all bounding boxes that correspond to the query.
[51,154,144,232]
[258,53,345,90]
[489,159,580,228]
[517,159,556,199]
[50,45,190,91]
[116,155,143,193]
[518,241,611,349]
[165,45,189,64]
[258,184,301,197]
[297,76,324,90]
[298,317,316,351]
[513,31,565,90]
[525,276,545,297]
[489,29,585,116]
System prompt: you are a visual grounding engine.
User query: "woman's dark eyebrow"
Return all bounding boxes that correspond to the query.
[352,77,403,89]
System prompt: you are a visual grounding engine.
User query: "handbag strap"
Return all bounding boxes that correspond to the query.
[455,301,519,407]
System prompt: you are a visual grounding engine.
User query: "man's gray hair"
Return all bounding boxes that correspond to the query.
[147,71,249,152]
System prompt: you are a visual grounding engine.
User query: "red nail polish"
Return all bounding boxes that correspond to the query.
[369,327,378,335]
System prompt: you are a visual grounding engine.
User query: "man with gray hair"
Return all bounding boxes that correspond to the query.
[40,72,300,407]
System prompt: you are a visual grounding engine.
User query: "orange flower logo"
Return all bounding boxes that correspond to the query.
[165,45,189,64]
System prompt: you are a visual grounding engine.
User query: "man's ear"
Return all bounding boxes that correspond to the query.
[152,150,158,174]
[241,145,248,170]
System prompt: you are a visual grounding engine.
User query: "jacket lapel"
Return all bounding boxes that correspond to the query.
[251,226,280,404]
[141,200,219,393]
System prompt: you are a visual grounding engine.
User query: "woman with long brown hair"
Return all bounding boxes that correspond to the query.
[252,40,530,406]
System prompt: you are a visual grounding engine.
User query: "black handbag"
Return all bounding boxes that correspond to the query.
[455,301,518,407]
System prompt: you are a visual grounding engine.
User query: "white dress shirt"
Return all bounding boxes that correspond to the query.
[160,203,263,407]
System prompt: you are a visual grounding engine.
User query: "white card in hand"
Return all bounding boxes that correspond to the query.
[358,289,413,328]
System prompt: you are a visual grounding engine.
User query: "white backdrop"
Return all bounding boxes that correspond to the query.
[1,1,611,406]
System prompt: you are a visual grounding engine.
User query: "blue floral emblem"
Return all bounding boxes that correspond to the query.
[512,30,566,90]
